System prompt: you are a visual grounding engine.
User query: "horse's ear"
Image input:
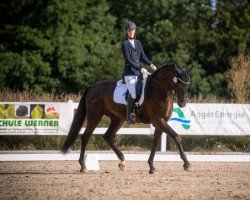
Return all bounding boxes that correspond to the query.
[187,65,194,74]
[174,65,182,74]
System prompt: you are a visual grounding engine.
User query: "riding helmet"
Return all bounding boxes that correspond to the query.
[124,21,137,31]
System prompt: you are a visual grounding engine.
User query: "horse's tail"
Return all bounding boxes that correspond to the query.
[62,87,90,154]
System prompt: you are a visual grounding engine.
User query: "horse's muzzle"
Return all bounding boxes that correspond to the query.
[177,99,187,108]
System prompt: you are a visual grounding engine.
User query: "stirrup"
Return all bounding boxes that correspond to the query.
[127,113,135,124]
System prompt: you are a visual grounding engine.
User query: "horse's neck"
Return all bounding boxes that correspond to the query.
[153,69,175,92]
[147,74,174,101]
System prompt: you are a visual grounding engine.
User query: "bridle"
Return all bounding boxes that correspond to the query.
[173,74,190,99]
[145,65,191,100]
[173,76,190,85]
[148,70,190,98]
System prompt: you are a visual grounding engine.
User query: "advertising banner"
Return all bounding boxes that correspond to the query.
[0,102,74,135]
[1,102,249,136]
[165,103,250,135]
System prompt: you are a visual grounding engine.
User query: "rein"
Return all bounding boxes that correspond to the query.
[148,73,189,97]
[149,76,170,93]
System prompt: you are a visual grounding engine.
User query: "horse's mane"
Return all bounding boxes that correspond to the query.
[150,64,176,79]
[145,64,176,96]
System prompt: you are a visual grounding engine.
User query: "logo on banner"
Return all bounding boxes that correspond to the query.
[0,103,60,134]
[169,108,191,130]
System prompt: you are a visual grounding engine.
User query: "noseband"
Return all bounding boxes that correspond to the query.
[173,75,190,100]
[173,76,190,85]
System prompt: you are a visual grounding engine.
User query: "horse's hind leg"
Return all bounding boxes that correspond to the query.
[79,114,103,173]
[103,117,125,171]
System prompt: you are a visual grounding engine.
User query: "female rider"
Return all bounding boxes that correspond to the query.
[121,21,156,124]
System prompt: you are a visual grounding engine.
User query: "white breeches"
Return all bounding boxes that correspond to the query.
[124,75,138,99]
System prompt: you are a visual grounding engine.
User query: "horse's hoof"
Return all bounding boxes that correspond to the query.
[149,169,156,174]
[118,162,126,171]
[80,168,89,173]
[183,164,191,171]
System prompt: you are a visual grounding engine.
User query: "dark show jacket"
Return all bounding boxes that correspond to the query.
[121,39,152,77]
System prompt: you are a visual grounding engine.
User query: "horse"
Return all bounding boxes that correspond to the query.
[62,64,193,174]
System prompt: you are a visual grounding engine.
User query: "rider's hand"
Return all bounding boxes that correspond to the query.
[141,68,150,75]
[150,64,157,71]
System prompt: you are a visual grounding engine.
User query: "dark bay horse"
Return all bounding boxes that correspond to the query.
[62,64,193,174]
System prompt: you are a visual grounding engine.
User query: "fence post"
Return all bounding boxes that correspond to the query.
[68,99,74,123]
[160,134,167,152]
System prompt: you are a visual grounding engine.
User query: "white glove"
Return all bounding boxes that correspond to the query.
[141,68,150,75]
[150,64,157,71]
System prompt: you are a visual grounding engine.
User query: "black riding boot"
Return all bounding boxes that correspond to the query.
[127,94,136,124]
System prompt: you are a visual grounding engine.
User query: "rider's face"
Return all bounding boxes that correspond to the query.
[127,29,136,39]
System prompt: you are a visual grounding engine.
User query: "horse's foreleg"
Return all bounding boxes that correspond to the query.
[169,134,191,170]
[103,118,125,171]
[171,134,191,170]
[148,128,163,174]
[154,118,191,171]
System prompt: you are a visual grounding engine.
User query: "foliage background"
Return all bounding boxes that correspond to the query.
[1,0,249,98]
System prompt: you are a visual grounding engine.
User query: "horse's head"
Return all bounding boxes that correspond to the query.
[150,64,193,108]
[173,65,193,108]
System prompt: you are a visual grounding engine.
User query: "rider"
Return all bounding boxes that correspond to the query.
[121,21,157,124]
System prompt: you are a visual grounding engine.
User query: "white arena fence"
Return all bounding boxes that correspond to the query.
[0,101,249,153]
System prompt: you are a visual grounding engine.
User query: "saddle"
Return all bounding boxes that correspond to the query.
[123,75,144,102]
[113,75,150,124]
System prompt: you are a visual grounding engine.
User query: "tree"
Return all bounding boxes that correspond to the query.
[79,0,121,90]
[36,0,119,93]
[1,0,249,97]
[0,0,119,93]
[0,0,53,92]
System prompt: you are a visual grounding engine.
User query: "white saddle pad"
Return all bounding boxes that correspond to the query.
[113,77,148,106]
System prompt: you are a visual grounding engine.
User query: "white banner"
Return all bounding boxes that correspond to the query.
[165,103,250,135]
[0,102,74,135]
[1,102,250,136]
